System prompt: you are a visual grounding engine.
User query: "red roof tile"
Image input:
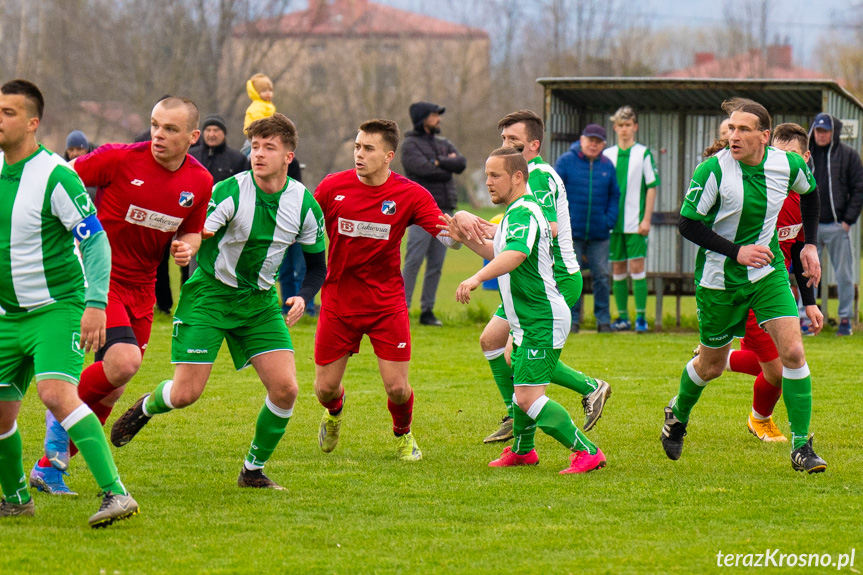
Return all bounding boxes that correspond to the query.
[662,46,827,80]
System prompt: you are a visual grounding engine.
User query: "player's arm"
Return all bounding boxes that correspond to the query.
[639,186,657,236]
[284,195,327,326]
[798,187,821,287]
[456,251,526,304]
[171,232,201,267]
[791,241,823,335]
[76,216,111,353]
[438,213,495,260]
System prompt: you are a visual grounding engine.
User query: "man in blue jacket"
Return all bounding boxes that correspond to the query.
[555,124,620,333]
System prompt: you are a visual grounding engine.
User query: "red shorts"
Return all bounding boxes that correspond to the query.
[105,279,156,356]
[314,306,411,365]
[740,310,779,363]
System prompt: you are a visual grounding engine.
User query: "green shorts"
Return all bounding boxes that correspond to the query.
[171,271,293,371]
[609,232,647,262]
[493,271,581,319]
[511,344,561,386]
[696,269,797,349]
[0,300,85,401]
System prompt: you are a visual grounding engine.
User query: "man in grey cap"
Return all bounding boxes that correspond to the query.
[809,112,863,335]
[401,101,466,326]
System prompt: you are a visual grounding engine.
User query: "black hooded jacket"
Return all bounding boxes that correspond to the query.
[190,141,250,184]
[400,110,466,211]
[808,115,863,225]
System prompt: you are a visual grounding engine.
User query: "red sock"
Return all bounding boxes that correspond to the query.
[90,402,114,426]
[728,349,761,376]
[320,391,344,415]
[388,390,414,435]
[77,362,118,405]
[37,456,52,468]
[752,373,782,418]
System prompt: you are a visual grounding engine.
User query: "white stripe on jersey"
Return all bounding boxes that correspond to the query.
[212,187,249,289]
[258,180,308,289]
[752,149,793,282]
[528,162,579,274]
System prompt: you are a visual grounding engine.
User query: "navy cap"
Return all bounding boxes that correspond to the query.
[581,124,607,141]
[813,113,833,131]
[65,130,89,149]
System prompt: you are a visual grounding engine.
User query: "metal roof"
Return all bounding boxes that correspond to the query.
[537,77,863,115]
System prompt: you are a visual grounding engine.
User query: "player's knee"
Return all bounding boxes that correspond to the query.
[270,379,298,406]
[693,356,724,381]
[780,343,806,369]
[169,383,202,408]
[106,352,142,385]
[384,380,411,403]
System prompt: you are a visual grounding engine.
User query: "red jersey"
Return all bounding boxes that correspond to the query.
[74,142,213,286]
[315,170,443,316]
[777,191,803,264]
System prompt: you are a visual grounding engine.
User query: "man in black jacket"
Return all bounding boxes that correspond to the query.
[401,101,466,326]
[809,113,863,335]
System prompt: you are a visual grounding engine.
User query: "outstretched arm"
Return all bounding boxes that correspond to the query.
[456,251,526,304]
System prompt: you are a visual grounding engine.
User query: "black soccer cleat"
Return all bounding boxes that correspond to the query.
[582,379,611,432]
[110,395,152,447]
[660,403,687,461]
[238,467,286,490]
[791,436,827,474]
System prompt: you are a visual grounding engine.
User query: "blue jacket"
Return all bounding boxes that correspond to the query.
[555,141,620,241]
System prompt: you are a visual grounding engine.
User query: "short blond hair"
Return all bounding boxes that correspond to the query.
[611,105,637,124]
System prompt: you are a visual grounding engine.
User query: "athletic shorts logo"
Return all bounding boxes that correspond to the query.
[186,348,208,354]
[179,191,195,208]
[131,179,144,186]
[397,342,407,348]
[335,195,345,201]
[72,332,84,356]
[777,223,802,241]
[337,217,390,240]
[527,348,546,360]
[172,319,181,338]
[381,200,396,215]
[125,204,182,232]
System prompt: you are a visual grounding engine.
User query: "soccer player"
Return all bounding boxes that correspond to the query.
[0,79,138,527]
[481,110,611,444]
[448,148,606,473]
[30,97,213,494]
[662,98,827,474]
[313,119,485,461]
[603,106,660,333]
[110,114,325,490]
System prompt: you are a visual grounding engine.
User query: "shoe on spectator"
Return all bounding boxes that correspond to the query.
[837,318,852,336]
[570,323,580,334]
[419,311,443,326]
[611,317,631,331]
[597,323,613,333]
[635,317,648,333]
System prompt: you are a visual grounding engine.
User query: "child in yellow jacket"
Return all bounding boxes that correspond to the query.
[242,73,275,155]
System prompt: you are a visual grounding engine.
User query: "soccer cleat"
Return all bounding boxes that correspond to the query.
[612,317,631,331]
[0,498,35,518]
[597,323,614,333]
[30,462,77,496]
[89,491,139,528]
[238,466,286,490]
[395,431,422,461]
[488,446,538,467]
[660,403,687,460]
[44,410,70,471]
[560,448,606,474]
[635,317,648,333]
[110,395,152,447]
[318,409,343,453]
[582,379,611,432]
[747,413,788,443]
[483,415,514,443]
[800,320,815,337]
[837,318,853,336]
[791,436,827,474]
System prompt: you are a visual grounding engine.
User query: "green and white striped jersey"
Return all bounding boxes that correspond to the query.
[602,143,660,234]
[527,156,580,279]
[681,147,815,290]
[198,171,325,291]
[0,146,96,314]
[495,194,570,349]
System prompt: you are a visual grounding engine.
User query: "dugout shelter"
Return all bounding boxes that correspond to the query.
[539,77,863,330]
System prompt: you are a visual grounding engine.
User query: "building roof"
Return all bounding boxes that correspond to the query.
[661,45,827,80]
[234,0,488,40]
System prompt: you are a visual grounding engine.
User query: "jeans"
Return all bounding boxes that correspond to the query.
[817,222,856,320]
[402,216,450,312]
[571,238,611,326]
[279,243,316,315]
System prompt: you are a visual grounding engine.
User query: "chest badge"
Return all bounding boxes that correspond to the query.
[179,191,194,208]
[381,200,396,215]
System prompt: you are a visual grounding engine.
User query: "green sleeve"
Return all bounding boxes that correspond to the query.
[680,158,721,221]
[299,191,326,253]
[788,152,817,195]
[79,231,111,309]
[502,206,535,255]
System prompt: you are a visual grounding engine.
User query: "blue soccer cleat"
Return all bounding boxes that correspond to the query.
[635,316,649,333]
[44,410,70,472]
[30,463,77,496]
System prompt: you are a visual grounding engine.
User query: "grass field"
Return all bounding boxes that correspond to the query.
[3,232,861,574]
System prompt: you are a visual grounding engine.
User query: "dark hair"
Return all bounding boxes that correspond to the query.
[489,146,528,178]
[721,97,771,132]
[156,96,200,131]
[246,113,298,151]
[0,79,44,120]
[358,119,400,153]
[498,110,544,146]
[772,122,809,153]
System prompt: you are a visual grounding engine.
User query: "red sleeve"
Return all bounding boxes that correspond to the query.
[313,176,331,214]
[410,185,444,236]
[73,143,125,187]
[178,168,214,234]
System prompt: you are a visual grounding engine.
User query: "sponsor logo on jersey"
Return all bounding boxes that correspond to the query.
[777,224,803,242]
[73,192,93,215]
[335,195,345,201]
[337,218,390,240]
[125,204,182,232]
[527,348,546,360]
[506,223,528,240]
[381,200,396,215]
[179,191,195,208]
[534,189,555,206]
[131,179,144,186]
[685,181,703,203]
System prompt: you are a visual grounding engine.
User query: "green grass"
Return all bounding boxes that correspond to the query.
[2,239,861,574]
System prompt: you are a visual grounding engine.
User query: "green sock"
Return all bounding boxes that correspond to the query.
[534,398,597,455]
[781,364,812,449]
[144,380,175,416]
[633,277,648,319]
[486,351,514,418]
[0,424,29,504]
[511,403,536,455]
[245,398,292,468]
[66,410,127,495]
[551,361,597,395]
[671,359,708,423]
[612,278,629,320]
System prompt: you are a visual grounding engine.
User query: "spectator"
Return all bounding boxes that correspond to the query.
[401,101,466,326]
[555,124,620,333]
[242,73,276,157]
[809,113,863,336]
[64,130,96,200]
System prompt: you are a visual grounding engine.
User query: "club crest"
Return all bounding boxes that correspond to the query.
[381,200,396,215]
[179,191,195,208]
